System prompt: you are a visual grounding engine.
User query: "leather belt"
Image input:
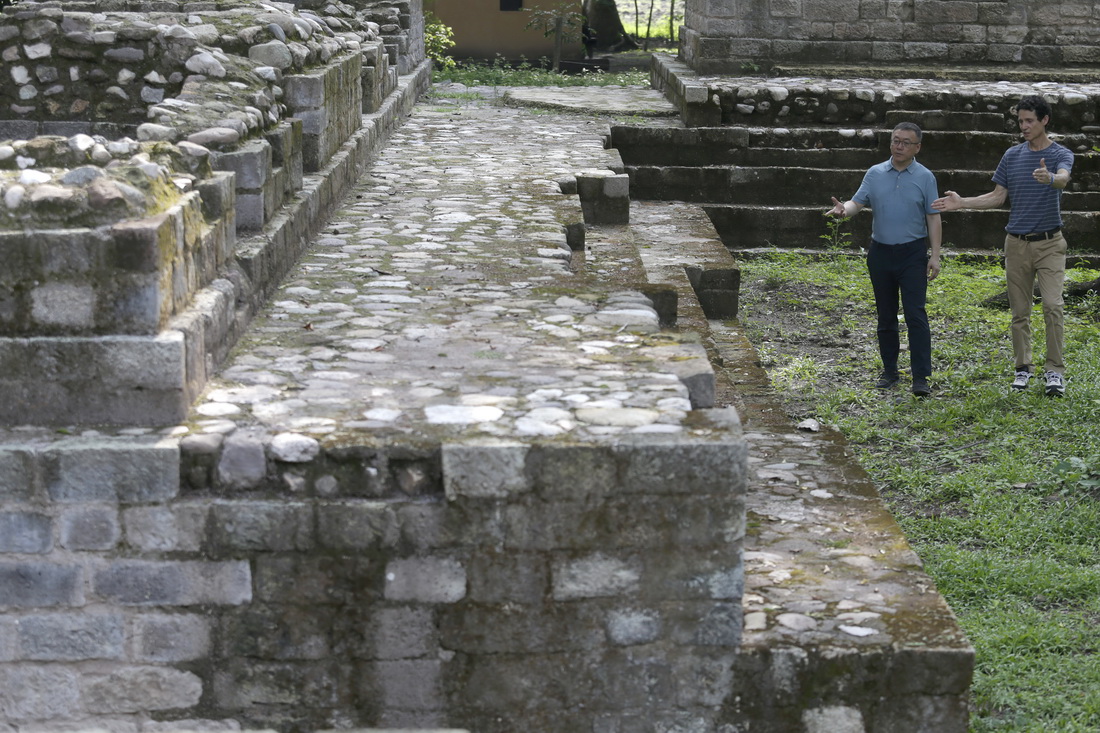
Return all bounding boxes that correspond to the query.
[1012,227,1061,242]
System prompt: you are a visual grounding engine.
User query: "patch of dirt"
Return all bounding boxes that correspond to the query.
[736,273,878,419]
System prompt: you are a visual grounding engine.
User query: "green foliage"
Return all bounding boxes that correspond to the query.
[1053,455,1100,495]
[820,214,852,251]
[525,3,584,41]
[432,56,648,87]
[739,254,1100,731]
[425,13,456,70]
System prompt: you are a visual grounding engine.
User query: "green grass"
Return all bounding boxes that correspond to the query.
[738,253,1100,732]
[433,57,649,87]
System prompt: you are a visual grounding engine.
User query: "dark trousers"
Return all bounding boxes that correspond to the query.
[867,238,932,378]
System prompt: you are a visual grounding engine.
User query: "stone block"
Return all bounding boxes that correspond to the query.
[208,500,314,552]
[220,606,331,660]
[316,501,400,550]
[213,660,342,707]
[441,441,529,499]
[133,612,212,662]
[197,171,235,220]
[0,562,82,607]
[904,41,949,59]
[0,512,52,553]
[31,282,96,329]
[17,612,125,660]
[235,191,266,230]
[466,551,548,605]
[59,506,120,551]
[111,214,176,274]
[122,504,208,553]
[607,608,662,646]
[216,430,268,490]
[0,666,80,721]
[0,120,38,139]
[552,554,642,601]
[41,120,92,136]
[211,139,272,190]
[370,605,438,660]
[365,659,444,711]
[503,493,743,552]
[617,439,746,495]
[439,603,605,654]
[82,666,203,713]
[285,71,326,108]
[252,554,373,606]
[297,106,330,136]
[93,560,252,606]
[384,556,467,603]
[0,446,36,501]
[43,439,179,503]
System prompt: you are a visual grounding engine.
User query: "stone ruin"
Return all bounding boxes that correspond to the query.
[0,0,982,731]
[681,0,1100,74]
[0,0,424,424]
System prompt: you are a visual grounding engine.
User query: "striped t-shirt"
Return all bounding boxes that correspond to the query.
[992,141,1074,234]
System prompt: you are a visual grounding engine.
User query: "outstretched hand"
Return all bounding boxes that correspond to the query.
[1033,158,1053,185]
[932,191,961,212]
[826,196,846,217]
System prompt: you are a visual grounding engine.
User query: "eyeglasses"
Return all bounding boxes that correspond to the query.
[891,138,920,148]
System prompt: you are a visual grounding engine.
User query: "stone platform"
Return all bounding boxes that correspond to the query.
[0,80,971,732]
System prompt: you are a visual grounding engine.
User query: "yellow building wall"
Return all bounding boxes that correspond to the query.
[433,0,584,60]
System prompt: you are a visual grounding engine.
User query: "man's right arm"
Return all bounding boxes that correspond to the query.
[932,184,1008,212]
[828,197,865,217]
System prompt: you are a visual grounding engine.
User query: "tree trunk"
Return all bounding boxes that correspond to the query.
[583,0,638,52]
[552,15,564,71]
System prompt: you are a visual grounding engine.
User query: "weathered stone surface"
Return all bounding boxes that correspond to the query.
[17,613,125,660]
[82,666,203,712]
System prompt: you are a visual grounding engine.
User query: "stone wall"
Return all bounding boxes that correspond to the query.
[0,0,431,426]
[682,0,1100,74]
[0,413,747,731]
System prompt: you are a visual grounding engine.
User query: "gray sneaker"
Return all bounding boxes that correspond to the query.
[1044,371,1065,397]
[1011,369,1032,391]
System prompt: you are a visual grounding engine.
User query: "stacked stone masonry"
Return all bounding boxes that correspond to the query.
[683,0,1100,73]
[0,0,429,426]
[653,53,1100,131]
[0,423,747,731]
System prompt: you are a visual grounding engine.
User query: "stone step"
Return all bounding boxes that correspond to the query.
[884,108,1009,132]
[704,204,1100,254]
[610,125,1100,171]
[627,166,1100,208]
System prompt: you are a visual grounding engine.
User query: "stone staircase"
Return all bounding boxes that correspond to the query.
[612,123,1100,261]
[642,54,1100,264]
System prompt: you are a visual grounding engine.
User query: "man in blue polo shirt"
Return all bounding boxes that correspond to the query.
[828,122,942,397]
[933,95,1073,397]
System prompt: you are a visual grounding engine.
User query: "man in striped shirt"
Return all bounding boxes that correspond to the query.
[933,95,1073,397]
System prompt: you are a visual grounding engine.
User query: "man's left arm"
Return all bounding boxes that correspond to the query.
[926,212,942,281]
[1052,147,1074,189]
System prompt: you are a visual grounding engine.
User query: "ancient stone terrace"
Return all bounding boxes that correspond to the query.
[0,2,992,728]
[646,53,1100,264]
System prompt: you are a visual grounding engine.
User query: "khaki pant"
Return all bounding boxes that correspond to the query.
[1004,232,1066,374]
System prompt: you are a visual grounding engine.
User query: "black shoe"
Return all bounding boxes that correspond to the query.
[911,377,931,397]
[875,373,900,390]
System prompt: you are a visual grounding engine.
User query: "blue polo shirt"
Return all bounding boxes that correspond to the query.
[852,159,939,245]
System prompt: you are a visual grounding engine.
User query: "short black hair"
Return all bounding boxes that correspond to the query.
[893,121,923,142]
[1016,95,1052,122]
